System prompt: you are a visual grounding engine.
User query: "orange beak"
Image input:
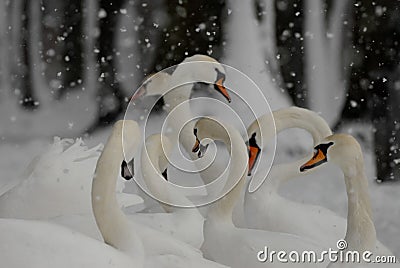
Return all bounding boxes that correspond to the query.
[214,78,231,103]
[192,138,200,153]
[248,145,261,176]
[300,149,327,172]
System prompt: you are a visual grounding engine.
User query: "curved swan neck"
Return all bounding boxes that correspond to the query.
[203,125,248,224]
[141,135,195,211]
[342,158,376,251]
[163,84,194,111]
[253,107,332,190]
[273,107,332,143]
[248,107,332,146]
[263,156,313,193]
[91,123,144,260]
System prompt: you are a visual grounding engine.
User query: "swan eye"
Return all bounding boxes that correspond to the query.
[193,128,198,136]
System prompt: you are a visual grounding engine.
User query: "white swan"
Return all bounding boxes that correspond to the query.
[91,120,229,267]
[132,54,230,105]
[0,218,134,268]
[131,134,204,248]
[131,54,231,188]
[300,134,396,266]
[0,136,141,236]
[243,107,346,246]
[244,107,392,254]
[247,106,333,176]
[193,117,328,268]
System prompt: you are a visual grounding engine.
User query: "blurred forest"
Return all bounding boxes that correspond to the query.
[0,0,399,182]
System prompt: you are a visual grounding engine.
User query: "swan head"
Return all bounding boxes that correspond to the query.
[131,72,171,101]
[246,132,261,176]
[131,54,231,103]
[143,134,173,180]
[300,134,363,175]
[113,120,141,180]
[184,54,230,103]
[192,118,229,157]
[246,115,274,176]
[192,128,210,158]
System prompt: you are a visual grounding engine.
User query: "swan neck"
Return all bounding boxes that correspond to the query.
[274,108,332,144]
[162,84,193,111]
[260,107,332,190]
[92,129,143,258]
[163,98,196,156]
[343,161,376,252]
[141,139,194,211]
[207,129,247,224]
[264,157,311,193]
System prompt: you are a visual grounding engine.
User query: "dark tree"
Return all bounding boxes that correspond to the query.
[150,0,225,71]
[275,0,306,107]
[343,0,400,182]
[19,0,37,109]
[90,0,128,131]
[388,67,400,180]
[61,0,83,94]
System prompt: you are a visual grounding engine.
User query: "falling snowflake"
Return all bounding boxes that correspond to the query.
[98,9,107,19]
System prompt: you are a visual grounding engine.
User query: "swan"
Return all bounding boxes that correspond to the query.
[243,107,346,246]
[131,54,231,188]
[0,218,135,268]
[247,106,333,176]
[91,120,229,267]
[244,107,392,253]
[132,54,230,105]
[0,136,141,235]
[300,134,397,266]
[192,117,328,268]
[130,134,204,248]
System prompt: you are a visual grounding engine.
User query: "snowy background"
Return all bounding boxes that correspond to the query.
[0,0,399,260]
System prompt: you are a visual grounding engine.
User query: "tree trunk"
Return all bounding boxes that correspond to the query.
[0,0,11,93]
[82,0,98,94]
[29,0,52,106]
[20,0,36,109]
[388,70,400,181]
[371,76,391,182]
[223,0,291,110]
[89,0,127,130]
[275,0,306,107]
[256,0,284,90]
[10,0,23,89]
[61,0,83,94]
[304,0,348,126]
